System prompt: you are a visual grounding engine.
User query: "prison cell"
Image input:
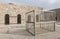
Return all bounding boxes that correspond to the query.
[26,10,56,36]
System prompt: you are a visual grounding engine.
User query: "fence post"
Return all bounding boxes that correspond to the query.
[54,22,55,32]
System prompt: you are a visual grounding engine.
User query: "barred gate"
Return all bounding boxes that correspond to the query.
[26,10,35,36]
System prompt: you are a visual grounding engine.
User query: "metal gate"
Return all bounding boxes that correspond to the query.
[26,10,35,36]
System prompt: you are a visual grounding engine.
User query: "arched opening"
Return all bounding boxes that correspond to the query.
[5,14,9,25]
[17,14,21,24]
[28,15,31,22]
[36,15,39,22]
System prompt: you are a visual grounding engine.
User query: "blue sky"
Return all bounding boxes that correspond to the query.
[0,0,60,10]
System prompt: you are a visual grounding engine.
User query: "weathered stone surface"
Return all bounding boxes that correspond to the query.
[0,3,43,27]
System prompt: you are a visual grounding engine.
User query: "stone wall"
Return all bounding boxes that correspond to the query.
[0,3,43,27]
[0,3,27,27]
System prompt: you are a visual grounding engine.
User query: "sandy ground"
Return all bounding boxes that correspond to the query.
[35,23,60,39]
[0,29,35,39]
[35,32,60,39]
[0,29,60,39]
[0,22,60,39]
[0,28,59,39]
[0,31,60,39]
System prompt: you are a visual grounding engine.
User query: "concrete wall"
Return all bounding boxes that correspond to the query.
[44,11,56,21]
[50,9,60,21]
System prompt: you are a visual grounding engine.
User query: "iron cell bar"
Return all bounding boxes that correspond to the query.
[26,10,35,36]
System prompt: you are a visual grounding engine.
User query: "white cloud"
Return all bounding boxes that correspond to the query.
[39,0,46,2]
[38,0,58,4]
[48,0,57,4]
